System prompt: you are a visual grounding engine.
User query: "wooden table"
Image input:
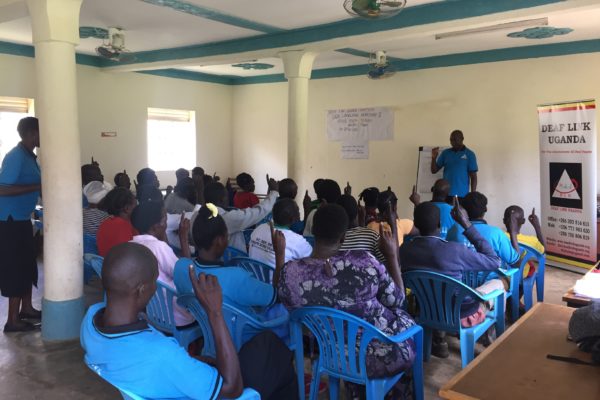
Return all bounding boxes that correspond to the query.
[440,303,600,400]
[562,288,593,308]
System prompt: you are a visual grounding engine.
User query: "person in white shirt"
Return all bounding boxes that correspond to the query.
[249,199,312,266]
[130,201,195,327]
[204,177,279,252]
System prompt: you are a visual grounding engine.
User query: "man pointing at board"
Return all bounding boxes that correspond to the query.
[431,130,478,201]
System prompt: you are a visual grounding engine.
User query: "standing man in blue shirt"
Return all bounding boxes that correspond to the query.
[431,130,478,200]
[0,117,42,332]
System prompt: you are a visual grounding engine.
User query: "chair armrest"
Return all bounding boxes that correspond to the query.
[498,268,518,278]
[386,324,423,344]
[477,289,505,302]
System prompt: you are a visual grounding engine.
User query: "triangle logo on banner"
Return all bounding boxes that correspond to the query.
[552,170,581,200]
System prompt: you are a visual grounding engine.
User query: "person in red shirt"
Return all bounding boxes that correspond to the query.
[96,188,138,256]
[233,172,259,209]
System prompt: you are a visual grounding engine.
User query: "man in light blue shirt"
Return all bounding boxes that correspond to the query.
[431,130,478,198]
[447,192,520,268]
[409,179,455,240]
[80,242,298,399]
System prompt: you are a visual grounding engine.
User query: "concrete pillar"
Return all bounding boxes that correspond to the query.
[27,0,84,340]
[279,50,317,197]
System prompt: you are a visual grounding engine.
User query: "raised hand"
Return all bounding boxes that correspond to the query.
[357,198,366,227]
[528,207,541,228]
[344,181,352,196]
[266,174,279,192]
[179,213,190,237]
[91,156,98,166]
[188,267,223,315]
[378,221,398,262]
[212,172,220,182]
[432,147,440,159]
[450,196,471,229]
[270,221,286,257]
[303,190,312,213]
[409,185,421,206]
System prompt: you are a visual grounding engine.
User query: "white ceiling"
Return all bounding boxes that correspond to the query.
[0,0,599,79]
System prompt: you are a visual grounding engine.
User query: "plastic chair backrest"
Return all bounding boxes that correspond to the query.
[178,294,286,357]
[403,270,487,331]
[222,246,248,263]
[83,233,98,255]
[227,257,274,284]
[290,306,410,381]
[146,281,177,334]
[303,236,315,247]
[83,254,104,278]
[460,270,496,288]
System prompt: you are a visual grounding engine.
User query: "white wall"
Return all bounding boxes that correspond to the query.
[0,53,234,188]
[232,52,600,233]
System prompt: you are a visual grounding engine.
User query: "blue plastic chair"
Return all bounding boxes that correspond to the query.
[177,294,289,358]
[303,236,315,247]
[83,253,104,278]
[290,306,424,400]
[403,270,505,368]
[87,364,261,399]
[519,242,546,303]
[222,246,248,263]
[227,257,275,284]
[83,233,98,255]
[243,228,254,248]
[146,281,203,349]
[461,268,519,322]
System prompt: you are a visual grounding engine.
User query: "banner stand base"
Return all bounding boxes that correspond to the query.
[546,255,593,274]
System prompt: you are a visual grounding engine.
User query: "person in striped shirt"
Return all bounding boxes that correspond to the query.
[337,194,386,263]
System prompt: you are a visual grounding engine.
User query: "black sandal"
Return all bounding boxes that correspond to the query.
[19,310,42,320]
[4,321,39,333]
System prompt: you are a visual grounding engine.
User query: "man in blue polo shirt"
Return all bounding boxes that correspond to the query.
[447,192,521,269]
[80,242,298,400]
[431,130,478,199]
[409,179,455,240]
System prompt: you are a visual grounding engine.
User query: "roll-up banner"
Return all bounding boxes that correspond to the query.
[538,100,597,269]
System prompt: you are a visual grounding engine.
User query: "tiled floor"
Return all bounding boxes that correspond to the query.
[0,263,582,399]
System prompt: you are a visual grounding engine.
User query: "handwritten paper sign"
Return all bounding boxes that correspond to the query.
[341,139,369,159]
[327,107,394,141]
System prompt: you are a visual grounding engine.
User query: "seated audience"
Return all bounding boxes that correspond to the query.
[278,204,416,397]
[82,181,110,236]
[96,188,138,257]
[113,170,131,190]
[303,179,341,236]
[164,177,196,214]
[175,168,190,183]
[191,166,205,205]
[136,185,164,204]
[503,206,546,278]
[233,172,259,209]
[249,199,312,266]
[278,177,304,234]
[204,179,279,252]
[278,178,298,200]
[130,201,194,326]
[337,194,385,262]
[135,168,160,202]
[399,200,503,357]
[174,205,286,342]
[447,192,520,268]
[81,163,104,187]
[409,179,454,239]
[367,189,418,246]
[80,242,298,400]
[358,187,379,226]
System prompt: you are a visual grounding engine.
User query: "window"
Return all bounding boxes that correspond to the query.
[0,97,35,164]
[147,107,196,171]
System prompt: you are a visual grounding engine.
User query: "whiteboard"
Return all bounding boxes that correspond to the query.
[416,146,448,196]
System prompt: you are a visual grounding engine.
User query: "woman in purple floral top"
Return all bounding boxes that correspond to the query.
[276,204,416,380]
